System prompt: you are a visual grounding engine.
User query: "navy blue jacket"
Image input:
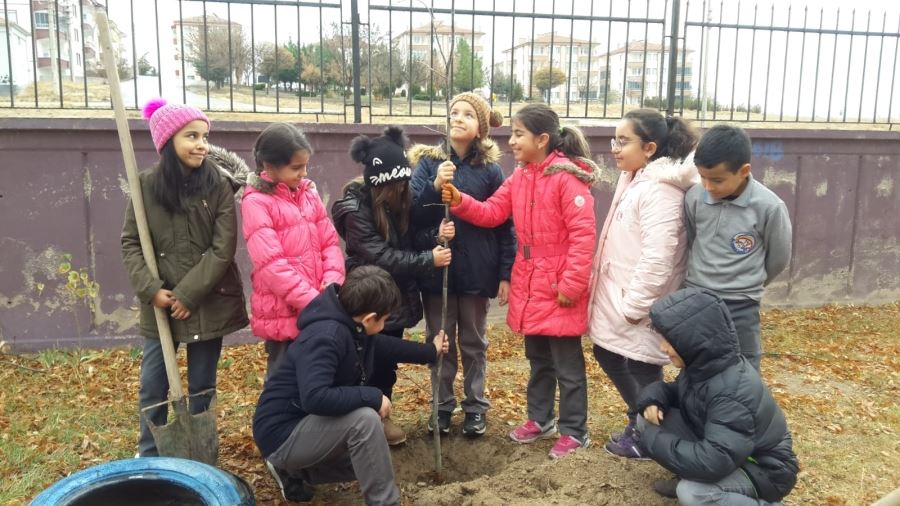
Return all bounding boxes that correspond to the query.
[252,284,438,458]
[638,288,799,502]
[409,141,516,298]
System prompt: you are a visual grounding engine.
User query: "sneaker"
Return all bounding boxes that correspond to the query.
[603,433,650,460]
[653,478,679,498]
[427,410,452,435]
[462,412,486,437]
[383,417,407,445]
[266,460,314,502]
[509,419,558,443]
[549,434,590,459]
[609,420,636,443]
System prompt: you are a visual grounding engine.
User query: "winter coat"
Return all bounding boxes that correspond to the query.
[408,141,516,298]
[331,180,433,332]
[637,287,799,503]
[588,155,698,365]
[121,146,250,343]
[241,175,345,342]
[450,150,600,337]
[252,285,439,458]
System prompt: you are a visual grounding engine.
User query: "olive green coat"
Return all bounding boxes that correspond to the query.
[121,148,250,343]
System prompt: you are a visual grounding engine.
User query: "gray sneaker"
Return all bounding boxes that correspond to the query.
[266,459,314,502]
[462,412,486,437]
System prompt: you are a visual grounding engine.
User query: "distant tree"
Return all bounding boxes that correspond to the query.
[137,53,157,76]
[257,43,296,92]
[492,70,524,101]
[188,25,251,88]
[453,38,484,92]
[533,67,566,102]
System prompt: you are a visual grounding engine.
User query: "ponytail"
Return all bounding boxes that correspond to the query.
[624,108,697,161]
[557,125,591,160]
[513,103,593,161]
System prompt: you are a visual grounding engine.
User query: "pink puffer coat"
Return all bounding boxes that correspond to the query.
[588,154,698,364]
[452,150,600,337]
[242,177,345,341]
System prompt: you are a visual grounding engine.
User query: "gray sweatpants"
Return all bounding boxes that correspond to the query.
[723,298,762,370]
[524,335,588,439]
[424,294,490,414]
[268,407,399,506]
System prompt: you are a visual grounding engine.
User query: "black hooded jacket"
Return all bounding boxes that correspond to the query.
[638,288,799,502]
[252,284,438,458]
[330,180,434,332]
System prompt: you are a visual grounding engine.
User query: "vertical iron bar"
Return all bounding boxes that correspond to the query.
[565,1,575,115]
[3,0,12,106]
[338,0,347,123]
[666,0,680,116]
[679,0,688,115]
[622,0,631,114]
[428,0,433,115]
[793,7,806,121]
[203,1,210,110]
[763,4,772,121]
[490,0,496,109]
[318,2,324,114]
[508,5,515,117]
[28,0,37,106]
[297,2,302,113]
[351,0,362,122]
[528,0,535,100]
[872,13,886,123]
[841,9,856,122]
[408,5,412,114]
[54,0,62,107]
[603,0,611,117]
[659,0,668,110]
[746,4,757,121]
[826,9,840,122]
[227,3,233,111]
[584,0,595,118]
[387,0,392,115]
[639,0,648,108]
[855,11,870,122]
[274,3,279,112]
[470,6,475,92]
[179,0,186,104]
[811,8,823,121]
[154,0,162,96]
[712,0,723,120]
[449,0,455,98]
[728,1,739,120]
[251,3,256,111]
[130,0,138,108]
[887,15,899,122]
[80,0,88,106]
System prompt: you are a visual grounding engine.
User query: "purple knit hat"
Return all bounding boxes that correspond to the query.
[142,98,210,153]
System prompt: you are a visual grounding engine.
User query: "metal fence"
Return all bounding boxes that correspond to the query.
[2,0,899,125]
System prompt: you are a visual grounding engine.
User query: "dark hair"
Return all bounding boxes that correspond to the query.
[252,123,313,193]
[339,265,401,318]
[623,109,697,161]
[151,139,218,214]
[693,124,752,173]
[370,181,411,242]
[513,103,591,160]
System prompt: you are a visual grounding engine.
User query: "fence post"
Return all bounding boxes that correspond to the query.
[350,0,362,123]
[666,0,681,116]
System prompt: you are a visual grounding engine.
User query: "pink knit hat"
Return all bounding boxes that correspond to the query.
[142,98,210,153]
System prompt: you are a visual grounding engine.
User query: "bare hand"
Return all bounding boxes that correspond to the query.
[379,395,392,419]
[438,219,456,243]
[441,183,462,207]
[151,289,176,309]
[433,330,449,355]
[643,405,664,426]
[557,291,575,308]
[170,300,192,320]
[497,280,510,306]
[432,245,452,267]
[433,160,457,191]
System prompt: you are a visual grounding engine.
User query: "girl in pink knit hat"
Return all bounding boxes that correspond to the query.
[122,98,249,457]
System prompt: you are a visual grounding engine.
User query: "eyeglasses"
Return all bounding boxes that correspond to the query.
[610,138,641,151]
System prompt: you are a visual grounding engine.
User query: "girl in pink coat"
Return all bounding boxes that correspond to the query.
[588,109,698,459]
[242,123,346,377]
[442,104,600,459]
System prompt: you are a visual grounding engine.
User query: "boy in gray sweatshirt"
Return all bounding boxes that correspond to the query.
[683,125,792,370]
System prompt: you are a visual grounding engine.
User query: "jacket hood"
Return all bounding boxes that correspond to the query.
[297,284,359,341]
[543,151,604,187]
[407,138,502,168]
[207,145,251,194]
[640,152,699,191]
[649,287,741,380]
[331,179,365,237]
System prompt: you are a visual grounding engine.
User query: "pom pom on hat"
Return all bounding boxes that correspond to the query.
[349,126,412,187]
[142,97,168,120]
[142,97,210,153]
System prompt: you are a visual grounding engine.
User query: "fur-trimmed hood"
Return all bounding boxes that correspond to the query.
[407,138,502,168]
[637,152,698,191]
[207,144,252,195]
[543,154,604,187]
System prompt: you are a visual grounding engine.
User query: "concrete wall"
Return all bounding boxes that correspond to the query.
[1,119,898,351]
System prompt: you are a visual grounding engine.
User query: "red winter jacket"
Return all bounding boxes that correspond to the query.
[242,177,345,341]
[451,151,599,337]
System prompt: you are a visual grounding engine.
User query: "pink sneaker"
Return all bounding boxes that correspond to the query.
[549,434,590,459]
[508,419,558,443]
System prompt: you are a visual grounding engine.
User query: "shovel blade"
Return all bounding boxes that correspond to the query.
[143,390,219,466]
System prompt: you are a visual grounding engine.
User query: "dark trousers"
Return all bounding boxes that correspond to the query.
[138,336,223,457]
[264,340,292,381]
[524,335,589,438]
[723,298,762,370]
[593,344,663,424]
[369,327,404,399]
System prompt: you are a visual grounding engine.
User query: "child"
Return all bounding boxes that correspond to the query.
[409,92,516,436]
[331,126,453,445]
[685,125,792,370]
[253,265,449,504]
[441,103,599,458]
[122,98,249,457]
[241,123,345,378]
[588,109,698,459]
[635,287,799,504]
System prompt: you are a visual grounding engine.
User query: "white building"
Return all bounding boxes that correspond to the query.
[0,16,32,90]
[171,13,242,83]
[601,40,694,105]
[392,20,484,64]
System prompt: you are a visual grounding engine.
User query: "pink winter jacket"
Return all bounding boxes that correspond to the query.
[452,150,600,337]
[242,177,345,341]
[588,154,698,365]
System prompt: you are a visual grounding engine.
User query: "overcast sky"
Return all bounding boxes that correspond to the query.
[105,0,900,121]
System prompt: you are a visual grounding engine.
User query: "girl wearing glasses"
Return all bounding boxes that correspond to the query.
[588,109,698,460]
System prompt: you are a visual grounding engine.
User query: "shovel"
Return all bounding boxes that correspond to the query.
[95,9,218,465]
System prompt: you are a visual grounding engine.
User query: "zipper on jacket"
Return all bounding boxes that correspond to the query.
[202,199,213,221]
